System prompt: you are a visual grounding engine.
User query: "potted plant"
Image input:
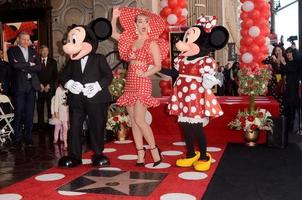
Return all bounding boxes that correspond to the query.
[106,104,131,141]
[229,67,273,146]
[106,68,130,140]
[228,108,273,146]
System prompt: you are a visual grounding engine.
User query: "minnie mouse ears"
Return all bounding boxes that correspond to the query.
[209,26,229,50]
[89,18,112,40]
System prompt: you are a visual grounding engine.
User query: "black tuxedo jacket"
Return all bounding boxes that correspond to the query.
[60,54,113,106]
[7,46,42,93]
[38,57,58,96]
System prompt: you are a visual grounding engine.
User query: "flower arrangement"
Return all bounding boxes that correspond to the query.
[109,68,127,100]
[107,68,130,134]
[238,68,271,96]
[228,108,273,132]
[106,103,131,133]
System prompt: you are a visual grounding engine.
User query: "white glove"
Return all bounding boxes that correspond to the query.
[64,80,84,94]
[83,82,102,98]
[202,74,221,89]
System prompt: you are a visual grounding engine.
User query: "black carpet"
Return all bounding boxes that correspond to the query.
[203,143,302,200]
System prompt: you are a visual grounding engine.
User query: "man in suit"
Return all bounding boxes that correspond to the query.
[0,48,12,96]
[37,45,58,131]
[7,31,42,147]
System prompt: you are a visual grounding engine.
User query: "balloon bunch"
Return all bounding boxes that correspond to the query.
[239,0,271,72]
[159,0,188,96]
[160,0,188,26]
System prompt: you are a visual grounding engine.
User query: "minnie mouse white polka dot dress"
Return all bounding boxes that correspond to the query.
[168,55,223,125]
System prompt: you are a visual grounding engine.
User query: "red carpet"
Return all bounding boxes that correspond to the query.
[0,96,278,199]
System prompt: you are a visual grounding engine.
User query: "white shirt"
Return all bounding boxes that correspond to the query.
[18,45,31,79]
[80,56,88,72]
[18,45,28,62]
[41,57,48,66]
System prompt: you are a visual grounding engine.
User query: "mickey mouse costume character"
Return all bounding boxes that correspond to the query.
[163,15,229,171]
[58,18,113,168]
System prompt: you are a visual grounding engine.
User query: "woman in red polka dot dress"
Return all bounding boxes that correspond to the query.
[163,15,229,171]
[111,7,168,167]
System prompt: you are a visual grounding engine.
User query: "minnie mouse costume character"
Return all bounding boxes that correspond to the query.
[58,18,113,168]
[164,15,229,171]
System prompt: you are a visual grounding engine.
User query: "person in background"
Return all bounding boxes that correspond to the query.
[7,31,42,147]
[230,61,239,96]
[49,84,69,150]
[223,63,231,95]
[215,65,225,96]
[37,45,58,131]
[0,48,12,96]
[283,46,302,134]
[267,44,286,114]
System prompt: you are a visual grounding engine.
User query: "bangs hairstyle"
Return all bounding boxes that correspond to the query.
[285,47,293,54]
[135,13,149,23]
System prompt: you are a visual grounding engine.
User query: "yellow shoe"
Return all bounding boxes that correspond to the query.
[193,153,212,171]
[176,151,200,167]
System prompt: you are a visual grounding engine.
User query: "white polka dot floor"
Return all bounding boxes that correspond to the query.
[0,137,225,200]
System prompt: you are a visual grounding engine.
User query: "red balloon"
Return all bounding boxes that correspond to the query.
[250,44,260,54]
[261,27,270,37]
[261,8,271,19]
[161,88,172,96]
[249,9,261,20]
[241,18,253,29]
[240,28,248,37]
[168,0,178,9]
[240,11,249,20]
[172,6,182,16]
[177,16,187,25]
[255,35,266,46]
[255,18,269,29]
[178,0,188,8]
[243,36,254,46]
[160,7,172,18]
[162,58,171,68]
[160,32,169,41]
[240,46,248,54]
[159,80,171,88]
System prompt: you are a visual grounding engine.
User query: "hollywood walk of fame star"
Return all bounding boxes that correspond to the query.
[76,171,160,195]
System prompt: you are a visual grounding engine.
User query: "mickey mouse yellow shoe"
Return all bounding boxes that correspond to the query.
[176,151,200,167]
[193,153,212,171]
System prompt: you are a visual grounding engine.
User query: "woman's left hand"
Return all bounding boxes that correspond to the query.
[137,70,146,77]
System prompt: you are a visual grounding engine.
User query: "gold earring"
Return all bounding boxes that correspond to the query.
[135,28,138,34]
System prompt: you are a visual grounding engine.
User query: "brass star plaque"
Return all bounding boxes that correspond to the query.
[58,169,167,196]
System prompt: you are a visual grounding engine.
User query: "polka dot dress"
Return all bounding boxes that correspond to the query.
[117,8,169,108]
[168,55,223,123]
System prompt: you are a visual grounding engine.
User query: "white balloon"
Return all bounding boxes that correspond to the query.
[181,8,188,17]
[145,110,152,125]
[167,14,178,25]
[242,1,254,12]
[248,26,260,37]
[242,52,253,63]
[160,0,168,8]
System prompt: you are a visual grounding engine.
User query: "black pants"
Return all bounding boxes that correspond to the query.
[69,100,109,160]
[13,88,36,142]
[180,122,207,160]
[37,92,52,127]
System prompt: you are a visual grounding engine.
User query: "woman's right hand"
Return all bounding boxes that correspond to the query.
[112,7,121,18]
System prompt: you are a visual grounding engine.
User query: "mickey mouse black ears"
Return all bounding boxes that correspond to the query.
[209,26,229,50]
[89,18,112,41]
